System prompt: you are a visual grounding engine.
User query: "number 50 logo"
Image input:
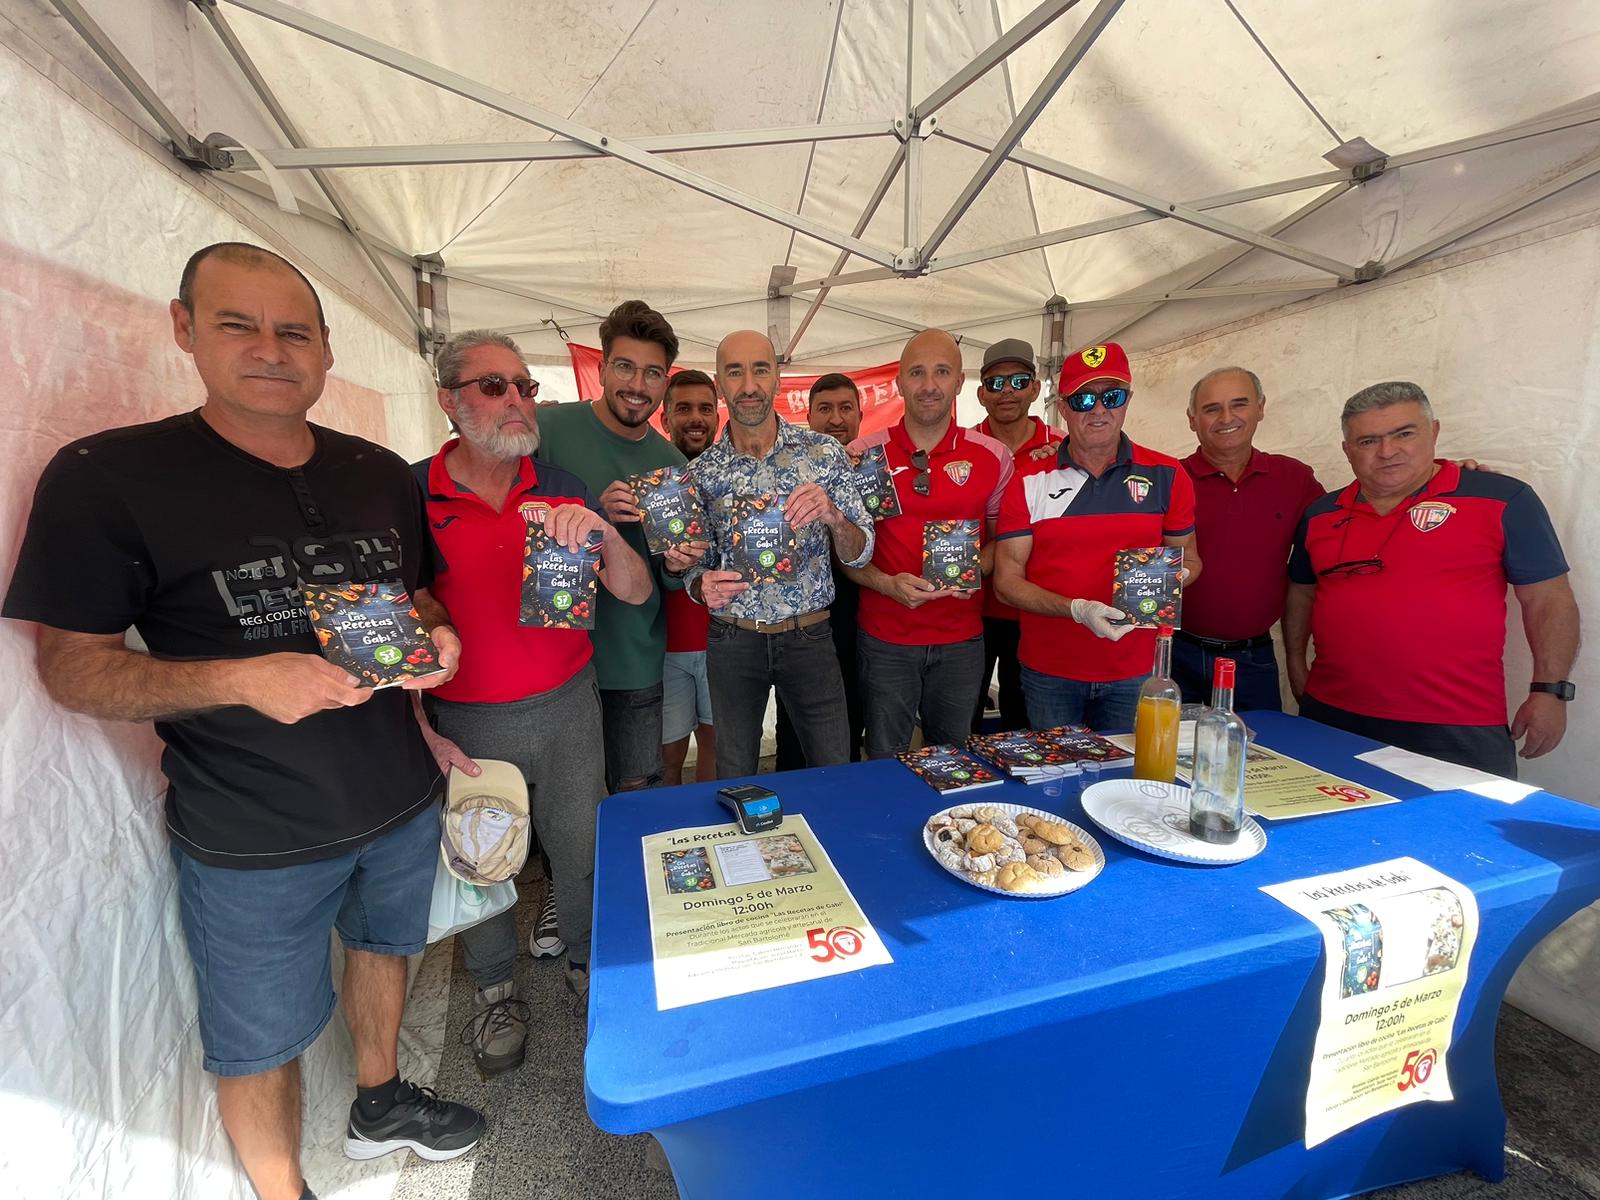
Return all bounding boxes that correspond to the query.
[806,926,865,963]
[1398,1048,1438,1091]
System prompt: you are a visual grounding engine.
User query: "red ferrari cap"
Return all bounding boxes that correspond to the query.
[1058,342,1132,394]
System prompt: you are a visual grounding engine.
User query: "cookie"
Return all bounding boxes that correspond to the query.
[1031,819,1074,846]
[1055,840,1096,872]
[1021,835,1049,855]
[995,862,1042,893]
[966,824,1005,855]
[1027,852,1067,878]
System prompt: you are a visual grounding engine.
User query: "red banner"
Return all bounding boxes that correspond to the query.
[566,343,903,438]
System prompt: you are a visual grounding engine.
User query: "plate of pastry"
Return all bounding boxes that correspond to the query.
[923,802,1104,897]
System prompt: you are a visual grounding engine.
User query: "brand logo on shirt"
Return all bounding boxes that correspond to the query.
[1125,474,1152,504]
[431,516,460,530]
[1408,500,1455,532]
[517,500,551,525]
[1081,345,1107,368]
[944,460,972,486]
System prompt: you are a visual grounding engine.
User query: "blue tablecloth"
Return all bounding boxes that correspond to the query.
[585,713,1600,1199]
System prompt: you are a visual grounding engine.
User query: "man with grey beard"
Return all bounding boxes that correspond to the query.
[412,330,650,1068]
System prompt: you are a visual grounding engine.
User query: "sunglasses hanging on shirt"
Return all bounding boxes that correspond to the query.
[1061,387,1131,413]
[910,448,931,496]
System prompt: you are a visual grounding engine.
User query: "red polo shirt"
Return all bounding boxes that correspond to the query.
[1289,461,1568,726]
[975,415,1063,621]
[996,435,1196,682]
[413,442,600,703]
[848,420,1012,646]
[1181,447,1325,640]
[663,585,709,653]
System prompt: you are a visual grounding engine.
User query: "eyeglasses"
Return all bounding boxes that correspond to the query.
[1061,386,1131,413]
[911,448,931,496]
[607,358,669,386]
[453,374,539,400]
[1318,558,1385,579]
[982,372,1035,394]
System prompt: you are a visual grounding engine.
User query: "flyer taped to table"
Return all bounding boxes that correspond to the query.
[1107,735,1400,819]
[643,815,892,1009]
[1261,857,1479,1148]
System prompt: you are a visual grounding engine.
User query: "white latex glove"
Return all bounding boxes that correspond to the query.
[1070,598,1136,641]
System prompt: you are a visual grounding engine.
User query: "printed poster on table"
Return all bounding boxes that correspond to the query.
[1260,856,1479,1148]
[642,815,892,1009]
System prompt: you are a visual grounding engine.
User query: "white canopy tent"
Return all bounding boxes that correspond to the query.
[2,1,1599,1197]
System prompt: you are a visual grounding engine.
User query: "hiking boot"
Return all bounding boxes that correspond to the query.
[460,979,529,1076]
[565,959,589,1005]
[528,890,565,958]
[344,1081,485,1162]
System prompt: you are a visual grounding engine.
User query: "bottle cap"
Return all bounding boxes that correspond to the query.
[1213,657,1236,688]
[1156,624,1174,638]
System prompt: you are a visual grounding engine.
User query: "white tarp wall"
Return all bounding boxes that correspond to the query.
[0,17,448,1200]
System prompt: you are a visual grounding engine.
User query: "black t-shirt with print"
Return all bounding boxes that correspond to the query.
[3,412,442,868]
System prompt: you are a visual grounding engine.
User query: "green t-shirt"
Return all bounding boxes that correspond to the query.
[536,401,686,691]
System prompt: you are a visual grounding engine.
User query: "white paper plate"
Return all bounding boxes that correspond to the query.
[922,802,1104,898]
[1079,779,1266,865]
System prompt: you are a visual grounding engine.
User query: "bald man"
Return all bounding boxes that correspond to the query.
[679,331,875,778]
[841,331,1011,755]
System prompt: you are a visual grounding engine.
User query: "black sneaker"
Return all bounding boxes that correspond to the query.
[344,1081,485,1163]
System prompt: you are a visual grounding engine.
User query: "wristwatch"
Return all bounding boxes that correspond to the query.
[1530,681,1576,701]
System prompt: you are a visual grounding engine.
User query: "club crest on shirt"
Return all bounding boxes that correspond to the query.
[944,460,973,486]
[1409,500,1455,532]
[1081,345,1107,368]
[1125,474,1152,504]
[518,500,552,524]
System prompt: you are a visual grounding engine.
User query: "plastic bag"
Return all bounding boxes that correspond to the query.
[426,853,517,943]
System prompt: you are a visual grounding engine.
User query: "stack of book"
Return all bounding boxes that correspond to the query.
[896,744,1005,794]
[966,727,1131,784]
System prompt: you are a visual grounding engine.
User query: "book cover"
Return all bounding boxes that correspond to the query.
[727,493,798,584]
[849,445,901,521]
[922,518,981,591]
[520,525,602,629]
[1035,725,1133,764]
[968,729,1070,774]
[896,744,1004,794]
[1111,545,1183,627]
[302,579,441,688]
[630,466,708,555]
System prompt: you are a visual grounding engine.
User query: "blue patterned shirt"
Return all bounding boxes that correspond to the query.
[686,419,874,622]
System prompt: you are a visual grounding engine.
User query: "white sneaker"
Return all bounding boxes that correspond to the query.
[528,889,565,958]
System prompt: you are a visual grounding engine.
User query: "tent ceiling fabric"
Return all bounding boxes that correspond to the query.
[141,0,1600,364]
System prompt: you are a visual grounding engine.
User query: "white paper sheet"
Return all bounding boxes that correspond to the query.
[1354,746,1540,804]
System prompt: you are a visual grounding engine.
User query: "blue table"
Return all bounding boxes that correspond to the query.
[585,713,1600,1199]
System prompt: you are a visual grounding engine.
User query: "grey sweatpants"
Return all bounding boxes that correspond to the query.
[426,664,605,983]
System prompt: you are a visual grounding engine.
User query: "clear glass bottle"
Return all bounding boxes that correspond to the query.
[1190,657,1247,843]
[1133,626,1182,783]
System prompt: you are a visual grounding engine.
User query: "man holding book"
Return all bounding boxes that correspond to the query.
[971,338,1062,728]
[994,342,1202,731]
[535,300,702,793]
[1285,381,1577,776]
[681,331,874,778]
[660,369,720,782]
[846,329,1013,757]
[413,329,651,1066]
[3,243,482,1199]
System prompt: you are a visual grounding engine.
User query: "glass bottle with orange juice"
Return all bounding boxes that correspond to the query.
[1133,626,1182,782]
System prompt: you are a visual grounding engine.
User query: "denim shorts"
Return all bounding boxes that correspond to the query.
[661,650,713,742]
[172,800,439,1077]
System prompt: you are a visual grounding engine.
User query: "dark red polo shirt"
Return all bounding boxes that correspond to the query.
[413,442,600,703]
[1288,461,1568,725]
[1181,447,1325,640]
[848,419,1012,646]
[663,584,709,653]
[996,435,1196,682]
[975,415,1063,621]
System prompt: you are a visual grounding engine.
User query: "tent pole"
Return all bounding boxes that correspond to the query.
[916,0,1086,119]
[443,271,724,353]
[195,3,431,340]
[903,0,925,257]
[918,0,1125,266]
[1384,145,1600,274]
[218,0,901,269]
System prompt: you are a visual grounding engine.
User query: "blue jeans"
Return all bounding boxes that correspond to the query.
[1020,666,1145,732]
[172,801,440,1076]
[858,631,985,758]
[1172,636,1284,711]
[708,617,848,778]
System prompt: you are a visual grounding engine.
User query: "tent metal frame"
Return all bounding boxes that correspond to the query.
[49,0,1600,365]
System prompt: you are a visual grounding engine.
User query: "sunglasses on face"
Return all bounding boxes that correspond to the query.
[911,448,931,496]
[982,372,1035,394]
[1061,386,1130,413]
[455,374,539,400]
